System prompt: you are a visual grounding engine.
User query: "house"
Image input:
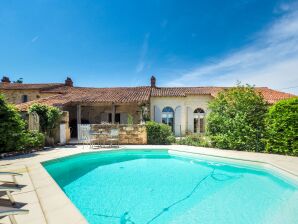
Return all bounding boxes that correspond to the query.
[0,75,295,137]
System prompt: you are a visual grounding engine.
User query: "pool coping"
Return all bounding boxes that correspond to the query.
[0,145,298,224]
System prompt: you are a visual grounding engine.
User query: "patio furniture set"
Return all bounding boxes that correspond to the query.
[79,127,120,148]
[0,172,28,224]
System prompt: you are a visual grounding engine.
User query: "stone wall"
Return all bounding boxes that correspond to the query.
[0,89,56,104]
[91,124,147,144]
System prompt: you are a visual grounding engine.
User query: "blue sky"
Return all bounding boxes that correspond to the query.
[1,0,298,94]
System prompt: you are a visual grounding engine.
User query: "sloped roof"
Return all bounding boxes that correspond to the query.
[16,86,152,111]
[65,86,152,103]
[151,87,224,97]
[151,86,295,103]
[0,83,64,90]
[15,85,296,111]
[255,87,295,104]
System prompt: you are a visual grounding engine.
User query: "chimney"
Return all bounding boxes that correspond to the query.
[1,76,11,83]
[150,76,156,88]
[65,77,73,87]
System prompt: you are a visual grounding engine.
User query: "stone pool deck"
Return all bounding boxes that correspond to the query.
[0,145,298,224]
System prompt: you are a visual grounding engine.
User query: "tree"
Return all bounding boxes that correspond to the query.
[207,85,268,151]
[13,78,23,83]
[0,94,26,152]
[265,97,298,155]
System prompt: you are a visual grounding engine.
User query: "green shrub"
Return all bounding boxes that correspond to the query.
[29,104,62,137]
[0,94,26,152]
[0,95,45,153]
[146,121,175,144]
[176,134,211,147]
[265,97,298,155]
[207,85,268,151]
[21,131,45,150]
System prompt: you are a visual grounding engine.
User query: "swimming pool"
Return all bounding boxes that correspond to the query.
[43,150,298,224]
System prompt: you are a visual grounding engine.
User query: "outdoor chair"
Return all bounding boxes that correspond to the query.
[89,130,98,148]
[0,206,29,224]
[0,185,21,205]
[97,129,107,148]
[107,128,119,147]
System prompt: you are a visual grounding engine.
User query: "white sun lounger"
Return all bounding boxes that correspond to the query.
[0,205,28,224]
[0,172,22,186]
[0,185,21,204]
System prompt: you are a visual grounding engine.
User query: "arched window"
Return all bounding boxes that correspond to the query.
[193,108,205,133]
[162,107,174,131]
[22,95,28,103]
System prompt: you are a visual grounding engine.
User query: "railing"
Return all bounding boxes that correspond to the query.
[77,124,91,144]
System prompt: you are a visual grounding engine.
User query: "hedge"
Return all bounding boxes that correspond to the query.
[146,121,175,144]
[265,97,298,155]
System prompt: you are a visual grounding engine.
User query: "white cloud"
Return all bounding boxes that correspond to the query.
[167,6,298,95]
[136,33,150,73]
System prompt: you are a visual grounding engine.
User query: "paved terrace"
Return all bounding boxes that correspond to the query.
[0,145,298,224]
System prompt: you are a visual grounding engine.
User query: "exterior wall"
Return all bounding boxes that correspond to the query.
[150,95,213,136]
[0,89,56,104]
[52,111,71,144]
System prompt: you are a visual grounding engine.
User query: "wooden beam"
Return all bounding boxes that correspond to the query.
[77,104,81,124]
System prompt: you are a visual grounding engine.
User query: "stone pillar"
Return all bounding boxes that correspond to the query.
[181,105,187,136]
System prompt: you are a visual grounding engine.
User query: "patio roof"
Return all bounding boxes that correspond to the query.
[16,86,152,111]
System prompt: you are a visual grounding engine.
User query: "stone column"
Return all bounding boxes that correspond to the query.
[181,105,187,136]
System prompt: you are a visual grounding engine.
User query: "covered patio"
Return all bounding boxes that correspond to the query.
[63,102,146,138]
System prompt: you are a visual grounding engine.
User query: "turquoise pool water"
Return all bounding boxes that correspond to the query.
[43,150,298,224]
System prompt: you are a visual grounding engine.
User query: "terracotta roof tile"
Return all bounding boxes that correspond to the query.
[0,83,64,90]
[16,86,152,111]
[151,86,295,103]
[15,85,296,111]
[151,87,224,97]
[255,87,296,104]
